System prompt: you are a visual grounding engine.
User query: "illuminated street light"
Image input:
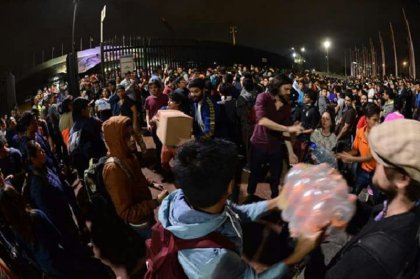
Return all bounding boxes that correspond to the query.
[403,61,408,67]
[323,39,331,74]
[301,47,305,52]
[292,52,297,58]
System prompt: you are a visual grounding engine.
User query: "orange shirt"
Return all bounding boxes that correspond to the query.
[353,126,376,173]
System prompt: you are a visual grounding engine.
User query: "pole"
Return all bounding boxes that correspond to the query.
[229,26,237,46]
[344,50,347,76]
[379,32,386,77]
[72,0,78,54]
[407,36,413,77]
[369,38,376,77]
[52,47,55,59]
[101,5,106,43]
[80,37,83,51]
[61,43,64,56]
[390,22,398,77]
[355,47,358,76]
[69,0,80,97]
[326,48,329,74]
[403,8,416,79]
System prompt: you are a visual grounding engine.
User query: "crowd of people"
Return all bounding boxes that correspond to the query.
[0,64,419,278]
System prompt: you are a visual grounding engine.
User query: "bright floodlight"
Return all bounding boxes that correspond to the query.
[403,61,408,66]
[301,47,305,52]
[291,47,295,50]
[292,52,297,58]
[323,40,331,49]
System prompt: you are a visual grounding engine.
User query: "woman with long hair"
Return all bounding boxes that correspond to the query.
[310,109,337,152]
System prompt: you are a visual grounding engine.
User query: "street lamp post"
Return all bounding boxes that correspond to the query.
[67,0,80,97]
[101,5,107,43]
[323,40,331,74]
[403,61,408,76]
[72,0,78,54]
[291,52,297,70]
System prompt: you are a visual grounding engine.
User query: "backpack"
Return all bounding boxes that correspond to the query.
[68,127,87,174]
[145,222,237,279]
[83,157,146,271]
[68,128,83,155]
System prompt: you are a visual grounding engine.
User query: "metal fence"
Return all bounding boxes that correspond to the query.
[101,37,287,79]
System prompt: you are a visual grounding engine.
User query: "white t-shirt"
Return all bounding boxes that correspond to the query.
[368,88,376,100]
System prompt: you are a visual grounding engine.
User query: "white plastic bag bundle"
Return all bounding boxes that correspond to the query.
[278,163,356,237]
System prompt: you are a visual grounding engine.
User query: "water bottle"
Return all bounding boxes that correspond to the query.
[309,143,337,168]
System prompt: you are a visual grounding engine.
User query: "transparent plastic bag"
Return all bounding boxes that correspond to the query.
[278,163,356,237]
[309,143,337,168]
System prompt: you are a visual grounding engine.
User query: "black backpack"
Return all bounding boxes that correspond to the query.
[83,157,146,272]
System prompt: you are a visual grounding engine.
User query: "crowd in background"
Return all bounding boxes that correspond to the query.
[0,64,419,278]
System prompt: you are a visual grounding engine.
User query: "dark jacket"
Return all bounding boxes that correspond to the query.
[70,117,107,176]
[21,210,111,278]
[28,166,82,247]
[326,204,420,279]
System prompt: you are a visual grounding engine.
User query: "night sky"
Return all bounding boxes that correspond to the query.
[1,0,419,74]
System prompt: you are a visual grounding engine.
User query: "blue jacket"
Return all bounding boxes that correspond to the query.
[159,190,289,279]
[29,166,82,247]
[109,93,121,116]
[191,96,217,140]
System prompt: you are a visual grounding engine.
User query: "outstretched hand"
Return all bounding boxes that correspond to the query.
[283,228,327,266]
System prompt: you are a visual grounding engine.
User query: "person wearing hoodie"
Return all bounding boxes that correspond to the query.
[158,139,323,279]
[70,97,107,177]
[102,116,168,237]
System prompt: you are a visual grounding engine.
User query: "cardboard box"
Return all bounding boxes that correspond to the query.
[156,110,193,146]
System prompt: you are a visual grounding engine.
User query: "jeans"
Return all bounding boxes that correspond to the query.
[354,168,384,204]
[151,128,163,168]
[161,145,177,171]
[247,144,284,198]
[354,168,373,195]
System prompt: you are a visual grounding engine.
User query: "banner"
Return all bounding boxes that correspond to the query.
[120,55,134,76]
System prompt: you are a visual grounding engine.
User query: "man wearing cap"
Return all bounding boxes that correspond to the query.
[325,119,420,278]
